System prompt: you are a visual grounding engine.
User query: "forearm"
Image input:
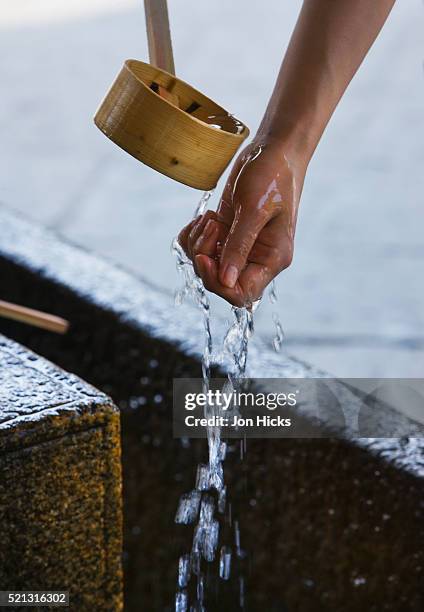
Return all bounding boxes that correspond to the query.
[256,0,396,163]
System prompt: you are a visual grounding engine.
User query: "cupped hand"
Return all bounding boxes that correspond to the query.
[178,140,306,307]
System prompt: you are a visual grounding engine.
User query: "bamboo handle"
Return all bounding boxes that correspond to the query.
[144,0,175,75]
[0,299,69,335]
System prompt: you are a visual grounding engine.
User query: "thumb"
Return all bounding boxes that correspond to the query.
[219,206,271,288]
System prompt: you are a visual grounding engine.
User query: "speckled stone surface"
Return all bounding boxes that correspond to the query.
[0,335,123,611]
[0,206,422,611]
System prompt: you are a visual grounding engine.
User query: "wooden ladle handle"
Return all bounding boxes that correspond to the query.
[0,299,69,334]
[144,0,176,75]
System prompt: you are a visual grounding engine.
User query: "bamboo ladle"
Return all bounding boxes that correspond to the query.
[94,0,249,190]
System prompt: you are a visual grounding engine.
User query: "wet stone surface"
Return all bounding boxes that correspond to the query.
[0,335,123,610]
[0,208,423,611]
[0,336,103,427]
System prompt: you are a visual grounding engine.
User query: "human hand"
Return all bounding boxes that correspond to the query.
[178,140,306,307]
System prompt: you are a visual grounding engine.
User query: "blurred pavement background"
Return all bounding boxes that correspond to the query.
[1,0,423,378]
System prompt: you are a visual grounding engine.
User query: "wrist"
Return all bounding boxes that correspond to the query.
[250,126,311,176]
[254,116,316,169]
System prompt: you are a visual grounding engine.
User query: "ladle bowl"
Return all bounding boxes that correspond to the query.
[94,60,249,190]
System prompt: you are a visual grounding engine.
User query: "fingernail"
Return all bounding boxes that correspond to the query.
[222,264,239,288]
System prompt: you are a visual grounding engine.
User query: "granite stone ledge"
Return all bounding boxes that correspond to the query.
[0,334,123,611]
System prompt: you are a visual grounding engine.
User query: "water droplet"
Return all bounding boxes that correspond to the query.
[178,554,191,588]
[175,589,188,612]
[175,491,201,525]
[219,546,232,580]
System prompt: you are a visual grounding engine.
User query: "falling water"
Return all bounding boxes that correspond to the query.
[269,279,284,352]
[193,189,214,218]
[172,192,256,610]
[172,189,213,382]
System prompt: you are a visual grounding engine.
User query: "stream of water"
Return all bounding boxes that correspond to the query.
[172,191,283,611]
[269,279,284,353]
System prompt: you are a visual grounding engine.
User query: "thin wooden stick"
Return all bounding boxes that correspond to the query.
[0,299,69,335]
[144,0,179,106]
[144,0,175,75]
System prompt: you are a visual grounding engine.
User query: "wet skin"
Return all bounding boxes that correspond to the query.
[179,0,396,307]
[178,141,306,307]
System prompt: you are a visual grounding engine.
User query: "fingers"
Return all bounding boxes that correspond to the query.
[192,219,220,262]
[179,217,294,312]
[188,211,215,254]
[178,211,229,265]
[187,213,211,259]
[180,215,294,306]
[195,255,246,307]
[178,215,200,257]
[178,211,218,259]
[195,255,274,308]
[219,206,272,289]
